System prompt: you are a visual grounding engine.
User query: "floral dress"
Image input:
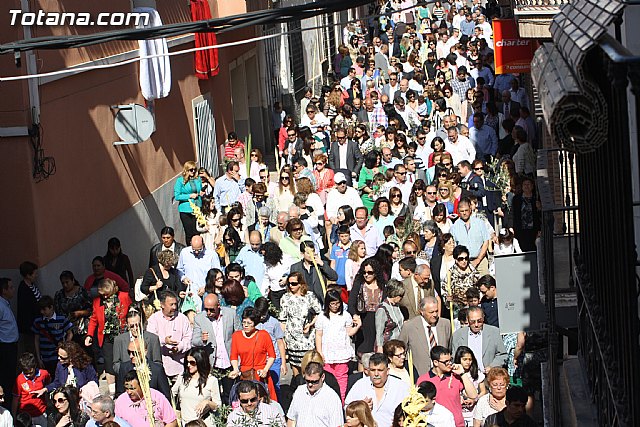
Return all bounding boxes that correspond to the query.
[278,292,322,367]
[54,287,92,335]
[441,265,481,316]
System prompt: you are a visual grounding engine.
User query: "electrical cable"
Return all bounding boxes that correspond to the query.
[0,0,374,54]
[0,1,436,82]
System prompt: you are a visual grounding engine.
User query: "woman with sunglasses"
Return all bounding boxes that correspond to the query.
[47,385,89,427]
[437,181,456,216]
[279,218,308,261]
[278,272,322,377]
[348,258,386,362]
[388,187,413,219]
[442,245,481,318]
[174,160,202,245]
[271,169,295,217]
[312,153,334,206]
[230,308,278,401]
[172,348,221,427]
[249,149,266,182]
[46,342,97,393]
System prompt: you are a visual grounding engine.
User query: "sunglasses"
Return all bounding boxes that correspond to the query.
[427,191,437,195]
[439,173,448,178]
[239,397,258,404]
[305,378,322,385]
[188,168,197,172]
[405,250,417,255]
[457,256,469,261]
[281,176,290,181]
[363,270,375,276]
[292,228,303,232]
[288,281,300,286]
[187,360,197,366]
[391,194,401,198]
[55,397,68,404]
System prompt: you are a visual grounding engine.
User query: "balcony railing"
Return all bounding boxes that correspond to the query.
[514,0,570,11]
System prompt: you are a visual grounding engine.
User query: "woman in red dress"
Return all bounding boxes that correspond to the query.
[230,307,278,401]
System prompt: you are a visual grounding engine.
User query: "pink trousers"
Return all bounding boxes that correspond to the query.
[324,362,350,403]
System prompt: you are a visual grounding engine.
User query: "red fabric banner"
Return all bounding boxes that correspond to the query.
[492,19,536,74]
[190,0,219,79]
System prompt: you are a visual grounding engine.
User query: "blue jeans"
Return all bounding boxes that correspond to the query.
[270,358,282,399]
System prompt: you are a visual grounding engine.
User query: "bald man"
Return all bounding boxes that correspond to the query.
[177,235,221,300]
[235,231,265,291]
[192,293,237,403]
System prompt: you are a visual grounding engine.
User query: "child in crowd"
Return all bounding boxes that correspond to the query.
[494,228,522,255]
[330,225,352,303]
[464,287,481,308]
[12,353,50,427]
[454,345,487,426]
[31,296,73,376]
[344,240,367,297]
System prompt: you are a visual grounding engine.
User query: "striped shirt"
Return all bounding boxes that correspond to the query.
[31,314,73,362]
[224,141,244,159]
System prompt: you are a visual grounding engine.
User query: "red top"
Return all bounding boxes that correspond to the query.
[83,270,130,292]
[13,369,51,416]
[224,141,245,159]
[230,329,278,401]
[416,370,465,427]
[87,291,132,346]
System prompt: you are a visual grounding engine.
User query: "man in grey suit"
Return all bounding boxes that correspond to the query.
[381,72,400,100]
[112,310,162,375]
[452,306,508,372]
[192,293,238,403]
[328,128,364,181]
[399,296,452,376]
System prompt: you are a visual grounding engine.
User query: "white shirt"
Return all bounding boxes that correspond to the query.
[338,142,349,169]
[0,406,12,427]
[424,402,456,427]
[350,223,383,257]
[326,187,364,220]
[445,135,476,164]
[468,329,485,372]
[345,376,410,427]
[391,258,427,281]
[288,384,344,427]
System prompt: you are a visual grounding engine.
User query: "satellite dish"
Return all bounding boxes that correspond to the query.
[112,103,155,145]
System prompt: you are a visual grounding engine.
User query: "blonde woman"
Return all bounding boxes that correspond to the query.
[249,149,266,181]
[269,168,295,217]
[345,240,366,292]
[174,160,202,243]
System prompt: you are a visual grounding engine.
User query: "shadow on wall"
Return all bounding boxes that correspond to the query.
[22,57,199,297]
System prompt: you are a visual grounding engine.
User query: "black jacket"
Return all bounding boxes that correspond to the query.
[17,281,40,334]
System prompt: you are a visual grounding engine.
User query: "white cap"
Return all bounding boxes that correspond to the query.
[334,172,347,184]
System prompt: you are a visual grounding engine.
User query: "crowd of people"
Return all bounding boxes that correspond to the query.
[0,1,543,427]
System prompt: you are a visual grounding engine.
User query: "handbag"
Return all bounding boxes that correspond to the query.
[180,293,198,314]
[356,284,366,313]
[239,332,263,382]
